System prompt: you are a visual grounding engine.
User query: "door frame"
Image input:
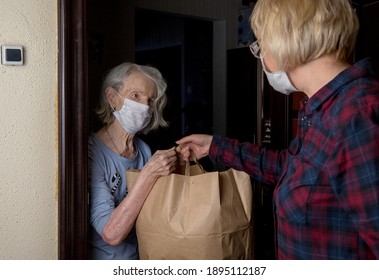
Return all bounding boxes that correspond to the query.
[58,0,88,259]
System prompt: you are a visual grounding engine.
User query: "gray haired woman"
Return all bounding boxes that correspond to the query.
[88,62,180,259]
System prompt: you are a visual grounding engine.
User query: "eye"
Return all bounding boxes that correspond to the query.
[130,91,140,99]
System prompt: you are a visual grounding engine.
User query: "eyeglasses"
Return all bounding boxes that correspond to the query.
[249,40,261,59]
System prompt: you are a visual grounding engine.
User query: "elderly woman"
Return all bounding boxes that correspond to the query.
[177,0,379,259]
[88,62,179,259]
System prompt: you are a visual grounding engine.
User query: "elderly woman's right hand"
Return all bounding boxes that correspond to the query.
[141,147,178,178]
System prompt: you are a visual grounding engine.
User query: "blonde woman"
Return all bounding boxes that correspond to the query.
[177,0,379,259]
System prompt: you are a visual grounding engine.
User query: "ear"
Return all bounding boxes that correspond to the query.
[105,87,118,110]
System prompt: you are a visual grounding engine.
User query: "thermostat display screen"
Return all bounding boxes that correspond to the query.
[1,45,23,65]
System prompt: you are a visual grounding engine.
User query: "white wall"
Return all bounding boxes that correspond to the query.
[0,0,58,259]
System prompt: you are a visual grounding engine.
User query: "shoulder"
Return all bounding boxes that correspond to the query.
[88,132,100,152]
[88,132,110,164]
[337,76,379,122]
[332,87,379,148]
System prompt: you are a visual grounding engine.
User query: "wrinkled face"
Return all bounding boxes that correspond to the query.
[111,71,157,110]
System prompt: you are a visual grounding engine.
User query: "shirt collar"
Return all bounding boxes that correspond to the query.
[304,58,375,114]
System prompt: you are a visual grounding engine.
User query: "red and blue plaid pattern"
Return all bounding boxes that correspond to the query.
[209,58,379,259]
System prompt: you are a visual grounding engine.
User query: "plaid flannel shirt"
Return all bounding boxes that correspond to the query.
[209,58,379,259]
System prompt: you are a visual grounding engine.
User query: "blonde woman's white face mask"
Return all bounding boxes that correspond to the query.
[260,56,298,95]
[113,95,152,134]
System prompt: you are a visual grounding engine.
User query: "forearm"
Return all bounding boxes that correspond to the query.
[101,148,178,246]
[210,135,286,185]
[101,170,158,246]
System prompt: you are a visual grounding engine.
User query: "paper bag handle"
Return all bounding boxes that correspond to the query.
[185,161,191,176]
[175,145,205,175]
[183,160,206,176]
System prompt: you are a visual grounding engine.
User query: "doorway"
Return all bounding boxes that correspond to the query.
[58,0,88,259]
[59,0,215,259]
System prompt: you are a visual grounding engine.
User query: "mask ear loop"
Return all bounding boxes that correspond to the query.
[110,88,121,112]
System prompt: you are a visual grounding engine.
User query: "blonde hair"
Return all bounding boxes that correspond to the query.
[96,62,168,134]
[250,0,359,70]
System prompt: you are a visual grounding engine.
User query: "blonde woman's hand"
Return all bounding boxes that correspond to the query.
[175,134,213,161]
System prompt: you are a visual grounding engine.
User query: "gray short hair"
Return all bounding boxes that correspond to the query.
[96,62,168,134]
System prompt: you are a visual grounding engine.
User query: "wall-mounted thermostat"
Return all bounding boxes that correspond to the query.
[1,45,23,65]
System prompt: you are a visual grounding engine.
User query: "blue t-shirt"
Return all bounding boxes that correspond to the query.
[88,132,151,259]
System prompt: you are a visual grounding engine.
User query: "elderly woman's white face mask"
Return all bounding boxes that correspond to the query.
[113,90,152,134]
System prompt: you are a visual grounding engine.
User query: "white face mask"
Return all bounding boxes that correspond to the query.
[113,95,152,134]
[260,56,298,95]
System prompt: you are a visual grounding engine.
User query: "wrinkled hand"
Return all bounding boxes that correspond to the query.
[176,134,213,161]
[142,147,178,177]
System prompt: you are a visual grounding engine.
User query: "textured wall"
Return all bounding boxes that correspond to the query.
[0,0,58,259]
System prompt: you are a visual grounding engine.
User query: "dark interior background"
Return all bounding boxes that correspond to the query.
[134,9,214,153]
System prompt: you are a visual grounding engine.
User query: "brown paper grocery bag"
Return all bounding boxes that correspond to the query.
[126,162,253,260]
